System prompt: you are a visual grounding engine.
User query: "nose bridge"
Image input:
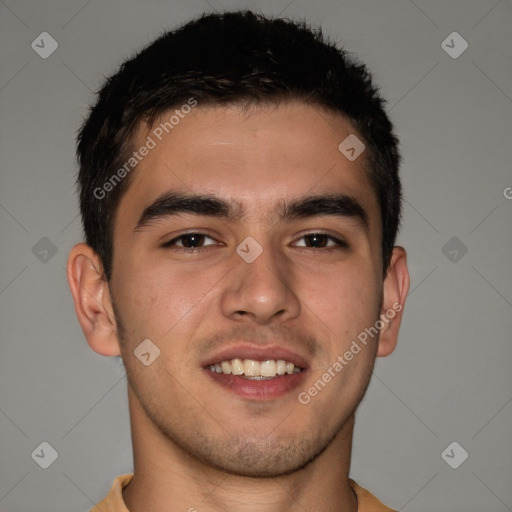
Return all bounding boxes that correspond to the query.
[240,238,283,287]
[221,237,300,323]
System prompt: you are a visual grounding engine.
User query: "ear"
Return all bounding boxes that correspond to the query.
[377,246,410,357]
[66,243,121,356]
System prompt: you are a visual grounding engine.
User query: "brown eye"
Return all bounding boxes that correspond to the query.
[163,233,216,249]
[304,234,329,248]
[294,233,347,249]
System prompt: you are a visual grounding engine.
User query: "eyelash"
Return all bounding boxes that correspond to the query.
[161,232,348,252]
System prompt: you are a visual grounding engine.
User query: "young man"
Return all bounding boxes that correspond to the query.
[67,10,409,512]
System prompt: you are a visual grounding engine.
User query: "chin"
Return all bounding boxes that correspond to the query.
[190,432,330,478]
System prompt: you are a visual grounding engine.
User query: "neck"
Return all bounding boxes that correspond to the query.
[123,388,358,512]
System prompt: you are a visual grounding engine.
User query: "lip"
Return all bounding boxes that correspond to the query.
[201,344,310,369]
[201,344,310,401]
[204,369,308,400]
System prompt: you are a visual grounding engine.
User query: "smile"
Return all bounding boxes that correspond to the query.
[206,358,303,379]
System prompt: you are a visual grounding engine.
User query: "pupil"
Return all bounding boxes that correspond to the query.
[183,234,203,247]
[306,234,327,247]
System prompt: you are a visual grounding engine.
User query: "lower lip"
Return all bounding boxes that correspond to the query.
[204,369,308,400]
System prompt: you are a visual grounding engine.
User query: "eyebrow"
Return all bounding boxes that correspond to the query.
[134,191,369,232]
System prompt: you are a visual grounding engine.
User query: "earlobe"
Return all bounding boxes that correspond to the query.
[66,243,121,356]
[377,246,410,357]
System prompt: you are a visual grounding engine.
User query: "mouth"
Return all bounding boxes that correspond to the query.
[206,358,303,380]
[202,346,308,400]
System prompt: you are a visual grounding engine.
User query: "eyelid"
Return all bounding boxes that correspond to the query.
[292,230,349,248]
[160,230,348,250]
[161,231,220,248]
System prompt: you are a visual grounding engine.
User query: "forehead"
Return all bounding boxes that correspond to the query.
[117,101,379,228]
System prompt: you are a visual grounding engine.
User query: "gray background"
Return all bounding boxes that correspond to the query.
[0,1,511,511]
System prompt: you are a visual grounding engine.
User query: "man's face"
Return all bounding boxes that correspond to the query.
[110,101,385,476]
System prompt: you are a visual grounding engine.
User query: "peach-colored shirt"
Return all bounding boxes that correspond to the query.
[90,473,398,511]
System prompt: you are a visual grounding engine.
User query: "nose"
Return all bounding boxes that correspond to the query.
[220,242,301,325]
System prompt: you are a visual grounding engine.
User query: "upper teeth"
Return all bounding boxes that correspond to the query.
[207,358,302,378]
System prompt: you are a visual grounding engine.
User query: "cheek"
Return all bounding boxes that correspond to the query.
[112,255,226,343]
[301,266,379,405]
[297,260,380,338]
